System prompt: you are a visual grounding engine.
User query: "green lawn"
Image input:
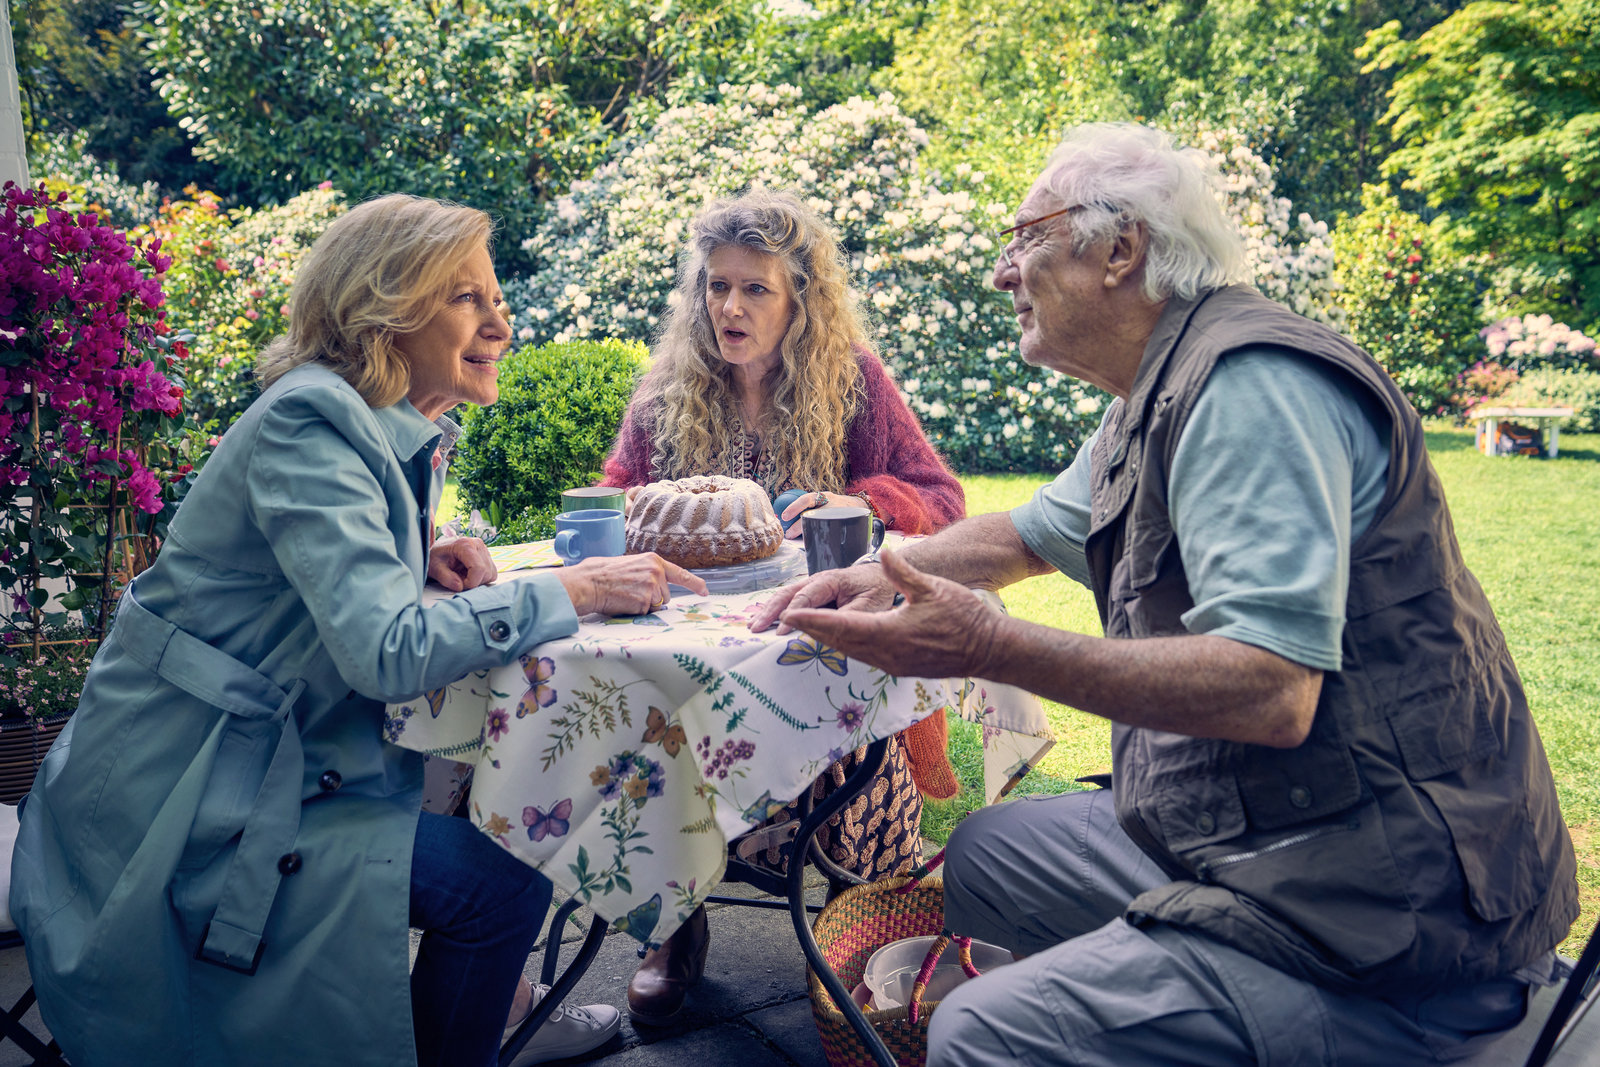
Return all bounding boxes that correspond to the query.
[932,426,1600,958]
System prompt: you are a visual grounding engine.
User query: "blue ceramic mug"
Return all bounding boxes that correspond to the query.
[553,509,625,564]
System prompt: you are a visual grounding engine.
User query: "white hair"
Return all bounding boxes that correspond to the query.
[1040,123,1246,302]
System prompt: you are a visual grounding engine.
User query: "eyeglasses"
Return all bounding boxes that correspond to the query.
[997,201,1116,270]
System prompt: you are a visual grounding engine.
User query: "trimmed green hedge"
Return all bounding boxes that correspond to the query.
[455,338,646,530]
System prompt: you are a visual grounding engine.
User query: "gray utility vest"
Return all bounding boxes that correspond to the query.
[1085,286,1577,994]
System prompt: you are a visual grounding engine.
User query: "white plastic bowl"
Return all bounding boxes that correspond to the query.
[862,935,1012,1010]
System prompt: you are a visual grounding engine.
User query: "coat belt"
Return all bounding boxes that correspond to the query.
[115,590,307,975]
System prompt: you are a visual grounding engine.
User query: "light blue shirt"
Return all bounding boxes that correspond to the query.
[1012,347,1389,670]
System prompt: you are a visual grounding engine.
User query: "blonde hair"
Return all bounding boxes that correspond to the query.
[256,194,494,408]
[637,189,867,493]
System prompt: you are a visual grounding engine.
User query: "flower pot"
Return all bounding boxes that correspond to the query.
[0,714,71,803]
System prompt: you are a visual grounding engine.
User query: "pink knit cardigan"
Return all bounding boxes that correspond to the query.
[599,347,964,535]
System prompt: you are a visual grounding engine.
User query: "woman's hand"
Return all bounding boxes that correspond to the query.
[778,491,871,539]
[427,536,498,591]
[554,552,709,616]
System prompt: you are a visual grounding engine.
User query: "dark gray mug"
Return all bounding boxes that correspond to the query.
[802,507,885,574]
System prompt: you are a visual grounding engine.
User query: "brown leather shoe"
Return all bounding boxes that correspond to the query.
[627,904,710,1024]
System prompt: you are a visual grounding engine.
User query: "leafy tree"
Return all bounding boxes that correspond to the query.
[882,0,1132,202]
[133,0,784,263]
[881,0,1462,220]
[1363,0,1600,334]
[9,0,212,192]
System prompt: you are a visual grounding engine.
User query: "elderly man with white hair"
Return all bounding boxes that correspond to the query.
[753,123,1578,1064]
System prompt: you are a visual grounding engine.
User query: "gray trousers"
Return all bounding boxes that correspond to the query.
[927,789,1535,1066]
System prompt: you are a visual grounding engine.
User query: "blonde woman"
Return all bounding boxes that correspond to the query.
[12,194,705,1067]
[599,188,964,1024]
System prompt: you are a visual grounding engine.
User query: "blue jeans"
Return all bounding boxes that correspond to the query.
[410,810,554,1067]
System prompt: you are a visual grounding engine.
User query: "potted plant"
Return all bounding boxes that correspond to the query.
[1,180,191,796]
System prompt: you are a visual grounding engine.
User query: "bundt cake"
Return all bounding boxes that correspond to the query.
[626,475,783,569]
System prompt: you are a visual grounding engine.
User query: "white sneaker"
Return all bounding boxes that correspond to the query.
[503,983,622,1066]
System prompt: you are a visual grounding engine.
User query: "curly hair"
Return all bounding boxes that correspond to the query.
[256,194,493,408]
[635,189,868,493]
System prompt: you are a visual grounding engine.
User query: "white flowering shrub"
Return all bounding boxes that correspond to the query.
[510,88,1344,471]
[28,131,163,228]
[1192,125,1343,330]
[508,84,1107,471]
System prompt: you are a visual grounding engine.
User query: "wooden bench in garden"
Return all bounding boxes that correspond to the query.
[1467,406,1575,458]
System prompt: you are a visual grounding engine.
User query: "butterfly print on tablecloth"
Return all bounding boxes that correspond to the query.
[523,798,572,842]
[641,706,688,757]
[775,636,848,676]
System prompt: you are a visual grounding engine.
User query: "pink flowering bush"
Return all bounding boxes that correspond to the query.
[1478,314,1598,373]
[1,181,190,658]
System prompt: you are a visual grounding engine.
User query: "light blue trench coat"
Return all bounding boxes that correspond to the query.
[10,365,580,1066]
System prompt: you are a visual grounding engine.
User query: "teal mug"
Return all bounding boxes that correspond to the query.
[561,486,627,512]
[553,509,625,563]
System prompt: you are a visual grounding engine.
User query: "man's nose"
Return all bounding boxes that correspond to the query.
[993,250,1019,292]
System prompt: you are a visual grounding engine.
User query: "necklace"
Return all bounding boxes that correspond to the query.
[730,414,779,491]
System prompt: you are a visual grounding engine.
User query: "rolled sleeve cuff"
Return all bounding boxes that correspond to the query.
[1011,496,1094,589]
[1181,596,1344,671]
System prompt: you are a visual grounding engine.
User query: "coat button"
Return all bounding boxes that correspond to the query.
[277,852,303,876]
[1289,786,1312,809]
[488,620,510,642]
[319,770,343,793]
[1195,812,1216,835]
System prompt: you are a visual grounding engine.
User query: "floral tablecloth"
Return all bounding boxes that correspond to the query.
[384,540,1052,947]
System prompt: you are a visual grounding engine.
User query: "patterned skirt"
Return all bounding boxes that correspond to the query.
[731,735,924,882]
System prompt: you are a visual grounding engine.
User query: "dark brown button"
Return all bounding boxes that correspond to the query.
[319,770,342,793]
[488,620,510,642]
[277,852,303,876]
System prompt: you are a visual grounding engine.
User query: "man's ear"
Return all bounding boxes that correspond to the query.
[1103,220,1149,289]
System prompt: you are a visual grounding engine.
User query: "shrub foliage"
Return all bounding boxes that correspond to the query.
[454,339,647,527]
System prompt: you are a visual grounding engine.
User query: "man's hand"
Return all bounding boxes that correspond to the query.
[555,552,709,616]
[748,560,899,634]
[776,548,1006,679]
[428,535,498,592]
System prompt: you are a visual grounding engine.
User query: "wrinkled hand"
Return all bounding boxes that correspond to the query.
[623,485,643,517]
[555,552,709,616]
[428,536,498,592]
[748,560,898,633]
[776,548,1005,680]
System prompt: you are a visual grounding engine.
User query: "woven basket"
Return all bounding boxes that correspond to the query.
[807,874,948,1067]
[0,713,70,803]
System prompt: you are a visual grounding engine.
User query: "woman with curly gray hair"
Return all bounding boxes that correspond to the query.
[599,187,965,1024]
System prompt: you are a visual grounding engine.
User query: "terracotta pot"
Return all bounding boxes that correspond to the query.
[0,713,71,803]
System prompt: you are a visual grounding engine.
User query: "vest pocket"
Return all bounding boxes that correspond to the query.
[1190,799,1416,971]
[1390,681,1545,921]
